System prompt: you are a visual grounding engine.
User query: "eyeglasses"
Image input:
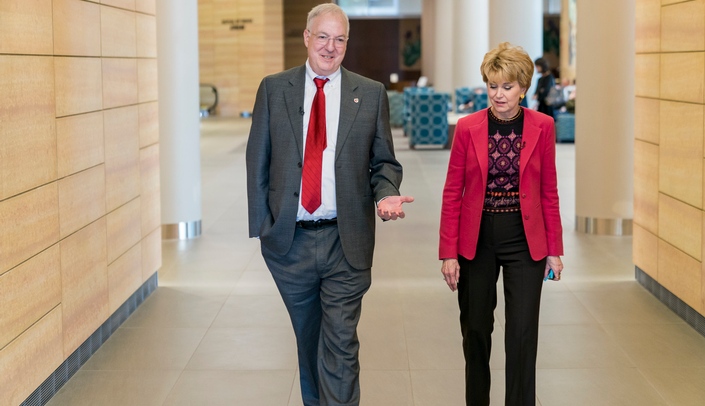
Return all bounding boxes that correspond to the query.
[308,31,348,48]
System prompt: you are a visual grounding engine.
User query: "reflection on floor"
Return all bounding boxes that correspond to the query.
[47,117,705,406]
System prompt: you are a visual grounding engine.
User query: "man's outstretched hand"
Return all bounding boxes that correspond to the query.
[377,196,414,220]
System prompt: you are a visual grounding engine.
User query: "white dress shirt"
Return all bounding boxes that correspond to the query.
[297,61,341,221]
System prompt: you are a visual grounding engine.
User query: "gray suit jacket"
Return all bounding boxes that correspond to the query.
[246,65,402,270]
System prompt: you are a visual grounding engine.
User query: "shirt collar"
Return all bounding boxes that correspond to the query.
[305,60,341,85]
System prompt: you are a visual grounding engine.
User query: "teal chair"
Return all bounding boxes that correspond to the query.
[403,87,434,136]
[408,92,450,149]
[386,90,404,127]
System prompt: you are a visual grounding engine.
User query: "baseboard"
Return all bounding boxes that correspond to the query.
[20,272,158,406]
[635,266,705,338]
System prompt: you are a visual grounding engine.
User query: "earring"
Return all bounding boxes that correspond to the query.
[520,94,525,100]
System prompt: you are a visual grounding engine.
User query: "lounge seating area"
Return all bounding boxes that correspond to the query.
[388,84,575,148]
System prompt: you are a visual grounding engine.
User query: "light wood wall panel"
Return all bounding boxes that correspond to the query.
[660,52,705,104]
[0,0,53,55]
[658,193,702,261]
[136,14,157,58]
[634,97,660,144]
[660,0,705,52]
[108,243,142,314]
[60,218,109,356]
[0,185,60,275]
[634,224,659,278]
[55,57,104,117]
[659,101,704,208]
[136,0,156,15]
[101,5,137,57]
[104,106,141,211]
[56,112,105,178]
[0,56,57,200]
[0,246,61,350]
[53,0,102,56]
[138,59,159,103]
[102,0,136,11]
[198,0,284,116]
[659,240,703,311]
[636,0,705,318]
[139,102,159,148]
[0,2,161,400]
[635,53,660,99]
[141,227,161,281]
[140,144,161,236]
[103,58,139,109]
[106,198,142,264]
[58,165,107,239]
[0,308,63,406]
[634,140,659,234]
[636,0,661,53]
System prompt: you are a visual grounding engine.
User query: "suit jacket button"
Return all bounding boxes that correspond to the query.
[521,193,527,198]
[294,192,299,197]
[524,214,529,220]
[297,162,302,168]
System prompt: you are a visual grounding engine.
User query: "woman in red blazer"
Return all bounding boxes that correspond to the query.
[439,43,564,406]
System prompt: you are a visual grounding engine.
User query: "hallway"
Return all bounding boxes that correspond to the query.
[47,117,705,406]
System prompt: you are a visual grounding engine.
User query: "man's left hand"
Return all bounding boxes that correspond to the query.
[377,196,414,220]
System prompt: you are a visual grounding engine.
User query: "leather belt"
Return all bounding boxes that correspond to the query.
[296,218,338,229]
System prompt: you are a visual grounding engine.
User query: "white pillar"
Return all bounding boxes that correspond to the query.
[574,0,634,235]
[489,0,543,68]
[432,0,455,93]
[421,0,435,82]
[156,0,203,239]
[453,0,489,89]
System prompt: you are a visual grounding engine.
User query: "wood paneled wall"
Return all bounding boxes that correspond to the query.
[198,0,284,117]
[0,1,161,404]
[634,0,705,317]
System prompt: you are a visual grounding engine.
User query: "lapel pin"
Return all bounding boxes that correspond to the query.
[353,98,359,103]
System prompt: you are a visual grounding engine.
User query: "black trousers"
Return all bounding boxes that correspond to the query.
[457,212,546,406]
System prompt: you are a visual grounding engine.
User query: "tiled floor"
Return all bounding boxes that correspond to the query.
[47,117,705,406]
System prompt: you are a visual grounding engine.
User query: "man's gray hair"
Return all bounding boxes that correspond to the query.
[307,3,350,36]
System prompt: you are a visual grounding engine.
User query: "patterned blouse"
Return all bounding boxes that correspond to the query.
[484,108,524,213]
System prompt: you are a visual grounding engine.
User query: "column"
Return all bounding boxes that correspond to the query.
[431,0,455,93]
[574,0,635,235]
[420,0,435,83]
[156,0,203,239]
[489,0,543,70]
[453,0,489,89]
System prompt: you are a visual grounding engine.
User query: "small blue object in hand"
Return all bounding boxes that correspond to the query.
[544,269,555,282]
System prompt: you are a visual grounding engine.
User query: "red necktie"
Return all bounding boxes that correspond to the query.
[302,77,329,214]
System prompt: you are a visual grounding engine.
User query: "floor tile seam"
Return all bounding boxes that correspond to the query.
[400,301,417,405]
[175,297,231,373]
[633,367,671,406]
[159,369,188,406]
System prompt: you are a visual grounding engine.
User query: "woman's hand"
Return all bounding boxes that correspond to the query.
[545,256,564,281]
[441,259,460,291]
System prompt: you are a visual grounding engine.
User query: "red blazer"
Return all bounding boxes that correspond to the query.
[439,108,563,261]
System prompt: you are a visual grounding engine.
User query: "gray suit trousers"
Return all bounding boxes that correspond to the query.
[262,224,371,406]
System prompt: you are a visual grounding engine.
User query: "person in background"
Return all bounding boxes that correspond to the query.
[439,42,564,406]
[246,3,413,405]
[533,57,556,118]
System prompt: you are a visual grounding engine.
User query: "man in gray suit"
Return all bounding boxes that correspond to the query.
[246,3,413,406]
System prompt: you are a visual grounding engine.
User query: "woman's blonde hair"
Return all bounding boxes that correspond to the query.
[480,42,534,89]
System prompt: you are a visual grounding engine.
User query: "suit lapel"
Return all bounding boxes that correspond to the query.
[284,66,306,159]
[336,68,360,160]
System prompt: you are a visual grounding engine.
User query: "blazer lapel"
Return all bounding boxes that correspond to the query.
[335,68,360,160]
[469,113,489,188]
[519,110,540,179]
[284,66,307,159]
